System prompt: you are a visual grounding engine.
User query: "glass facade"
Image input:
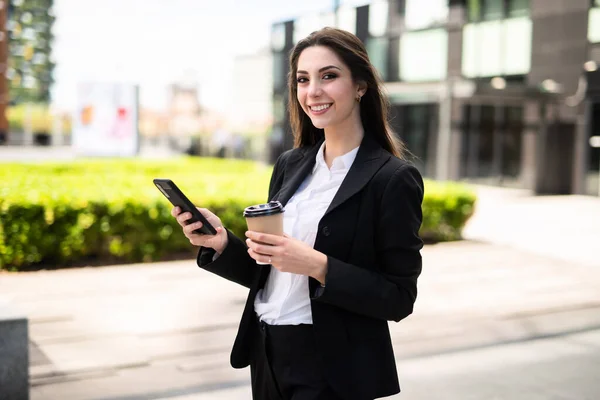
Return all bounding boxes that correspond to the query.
[590,7,600,43]
[507,0,529,18]
[462,17,532,78]
[293,14,321,44]
[271,24,286,52]
[389,104,438,176]
[468,0,529,21]
[404,0,448,29]
[460,104,524,185]
[369,0,389,37]
[337,6,357,35]
[400,29,448,82]
[366,37,389,81]
[369,0,390,36]
[272,53,286,91]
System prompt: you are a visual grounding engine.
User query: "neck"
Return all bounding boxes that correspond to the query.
[323,111,364,166]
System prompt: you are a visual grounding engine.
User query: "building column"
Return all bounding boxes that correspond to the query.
[521,100,540,191]
[572,100,591,194]
[447,97,464,181]
[436,80,453,181]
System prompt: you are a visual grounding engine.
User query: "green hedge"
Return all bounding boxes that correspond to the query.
[0,158,475,271]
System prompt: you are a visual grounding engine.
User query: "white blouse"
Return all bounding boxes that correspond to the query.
[254,142,359,325]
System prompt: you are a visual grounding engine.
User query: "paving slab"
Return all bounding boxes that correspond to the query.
[2,184,600,399]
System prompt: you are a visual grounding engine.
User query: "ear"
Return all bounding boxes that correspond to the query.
[356,80,368,98]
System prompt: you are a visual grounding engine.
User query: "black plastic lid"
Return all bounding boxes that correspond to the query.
[243,201,284,217]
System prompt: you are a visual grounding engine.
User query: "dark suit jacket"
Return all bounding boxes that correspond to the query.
[197,134,424,400]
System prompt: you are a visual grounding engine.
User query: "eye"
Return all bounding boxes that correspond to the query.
[296,76,308,84]
[323,73,337,80]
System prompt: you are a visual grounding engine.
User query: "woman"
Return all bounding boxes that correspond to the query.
[172,27,424,400]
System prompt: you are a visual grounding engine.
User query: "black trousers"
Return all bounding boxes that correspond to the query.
[250,315,343,400]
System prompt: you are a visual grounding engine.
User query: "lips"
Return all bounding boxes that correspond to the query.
[308,103,332,114]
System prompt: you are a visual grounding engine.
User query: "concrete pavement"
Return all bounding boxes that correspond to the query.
[1,239,599,399]
[1,184,600,399]
[463,185,600,267]
[164,327,600,400]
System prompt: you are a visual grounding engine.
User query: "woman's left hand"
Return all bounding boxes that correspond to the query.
[245,231,328,284]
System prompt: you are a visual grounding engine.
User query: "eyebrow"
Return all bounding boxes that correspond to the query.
[296,65,342,75]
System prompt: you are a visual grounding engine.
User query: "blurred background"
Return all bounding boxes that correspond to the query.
[0,0,598,195]
[1,1,600,399]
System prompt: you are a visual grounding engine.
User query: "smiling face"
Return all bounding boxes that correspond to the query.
[295,45,365,133]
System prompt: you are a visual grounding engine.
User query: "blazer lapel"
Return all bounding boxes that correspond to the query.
[323,135,389,218]
[271,135,390,217]
[274,139,323,207]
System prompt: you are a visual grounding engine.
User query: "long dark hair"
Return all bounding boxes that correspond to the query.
[287,27,405,159]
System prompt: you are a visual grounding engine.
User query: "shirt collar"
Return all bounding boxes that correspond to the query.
[313,141,360,173]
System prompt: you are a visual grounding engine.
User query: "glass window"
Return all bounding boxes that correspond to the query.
[462,24,480,78]
[467,0,482,22]
[271,24,286,52]
[366,37,388,80]
[294,14,321,44]
[400,29,448,81]
[590,7,600,43]
[462,17,532,77]
[502,106,523,179]
[507,0,529,18]
[337,6,357,35]
[273,94,285,121]
[502,17,532,74]
[272,53,285,90]
[595,0,600,7]
[478,21,503,76]
[404,0,448,30]
[482,0,504,20]
[369,0,389,37]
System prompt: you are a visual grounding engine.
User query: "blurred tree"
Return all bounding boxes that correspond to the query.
[7,0,55,104]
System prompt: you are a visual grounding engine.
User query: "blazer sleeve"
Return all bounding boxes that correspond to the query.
[195,152,289,288]
[311,164,424,322]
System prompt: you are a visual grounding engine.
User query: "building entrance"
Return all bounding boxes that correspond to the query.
[459,104,524,187]
[389,103,438,177]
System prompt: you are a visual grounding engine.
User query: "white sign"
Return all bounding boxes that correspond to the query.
[72,82,139,157]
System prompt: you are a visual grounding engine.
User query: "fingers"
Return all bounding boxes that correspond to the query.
[183,220,204,236]
[246,238,279,262]
[245,231,283,246]
[248,248,273,264]
[175,211,193,227]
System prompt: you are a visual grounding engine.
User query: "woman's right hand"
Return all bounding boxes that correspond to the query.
[171,206,229,254]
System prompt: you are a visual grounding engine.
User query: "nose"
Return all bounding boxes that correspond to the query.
[307,80,323,98]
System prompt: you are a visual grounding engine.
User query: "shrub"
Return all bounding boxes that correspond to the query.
[0,158,475,271]
[420,181,477,242]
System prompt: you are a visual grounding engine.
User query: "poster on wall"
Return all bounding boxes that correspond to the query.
[72,82,139,157]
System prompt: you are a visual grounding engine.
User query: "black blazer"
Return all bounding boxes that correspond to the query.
[197,134,424,400]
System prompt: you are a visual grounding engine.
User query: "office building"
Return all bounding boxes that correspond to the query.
[271,0,600,196]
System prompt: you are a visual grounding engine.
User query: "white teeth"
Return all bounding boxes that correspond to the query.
[310,104,331,112]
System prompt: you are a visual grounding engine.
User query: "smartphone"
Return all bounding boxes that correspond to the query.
[153,178,217,235]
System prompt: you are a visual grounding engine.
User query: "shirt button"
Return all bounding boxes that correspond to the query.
[322,226,331,236]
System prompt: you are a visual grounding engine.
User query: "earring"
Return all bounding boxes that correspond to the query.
[356,95,361,103]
